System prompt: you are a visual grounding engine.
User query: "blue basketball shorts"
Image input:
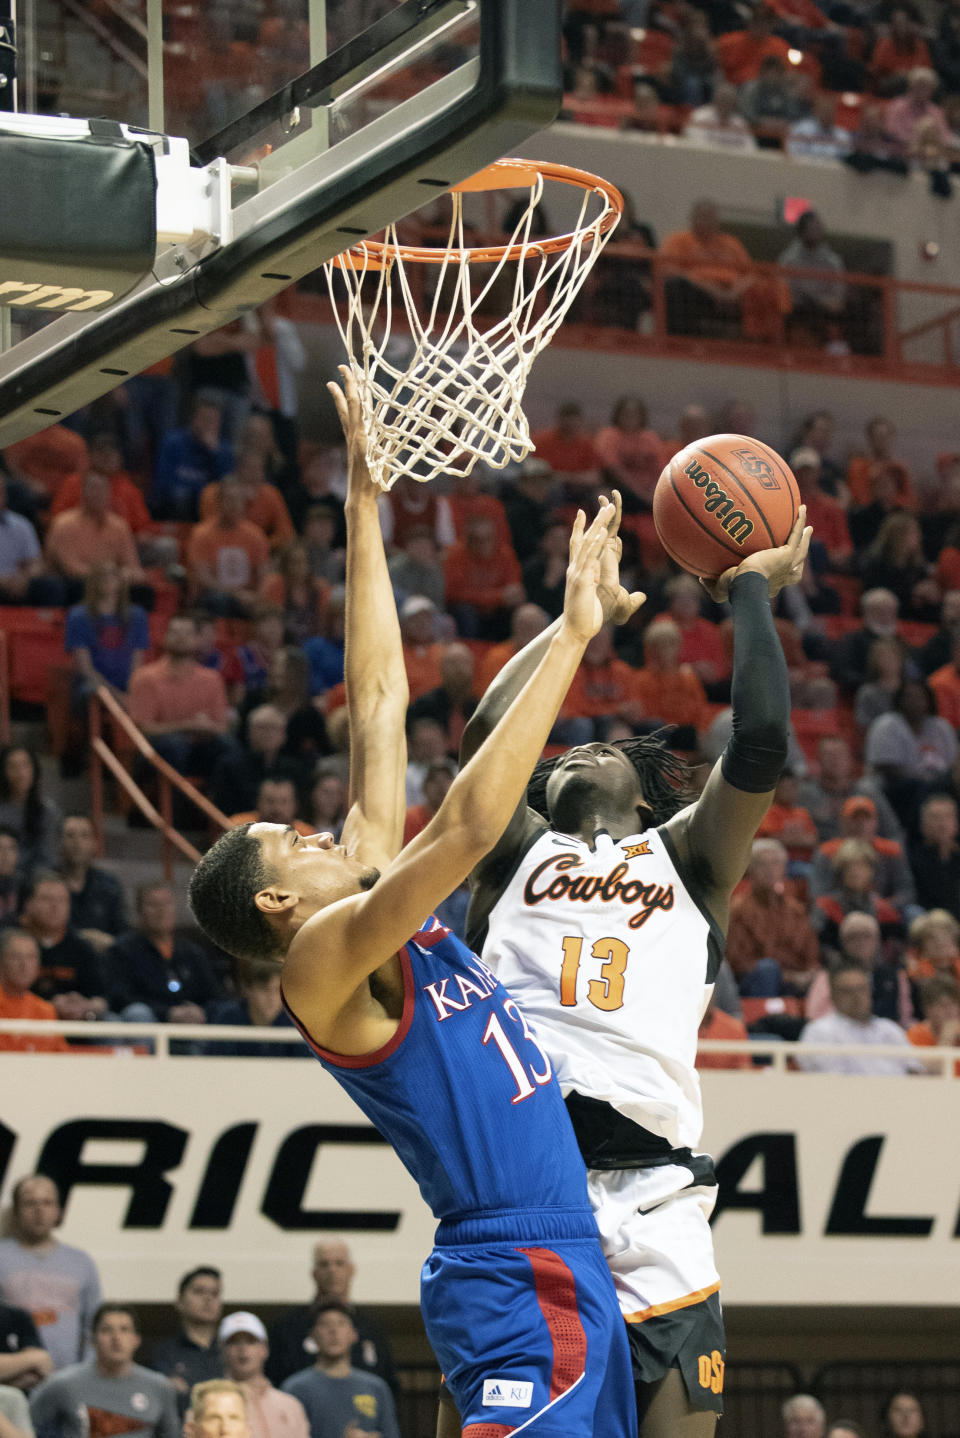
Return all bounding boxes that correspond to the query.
[421,1208,637,1438]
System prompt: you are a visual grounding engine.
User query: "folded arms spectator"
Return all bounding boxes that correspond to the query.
[104,882,222,1024]
[58,815,127,953]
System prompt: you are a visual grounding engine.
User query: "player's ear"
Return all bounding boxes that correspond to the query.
[255,886,298,917]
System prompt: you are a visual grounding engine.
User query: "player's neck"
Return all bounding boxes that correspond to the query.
[558,808,643,848]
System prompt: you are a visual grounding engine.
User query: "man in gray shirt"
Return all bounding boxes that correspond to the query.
[30,1305,178,1438]
[0,1176,101,1370]
[282,1305,399,1438]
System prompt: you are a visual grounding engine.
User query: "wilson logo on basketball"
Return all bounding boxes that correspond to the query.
[682,459,755,546]
[732,449,780,489]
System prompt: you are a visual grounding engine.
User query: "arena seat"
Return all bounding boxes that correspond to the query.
[0,607,67,705]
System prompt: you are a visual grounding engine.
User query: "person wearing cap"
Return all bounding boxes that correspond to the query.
[791,448,852,571]
[809,795,917,916]
[397,597,444,702]
[218,1313,309,1438]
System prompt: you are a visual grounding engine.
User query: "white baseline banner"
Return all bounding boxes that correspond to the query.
[3,1054,957,1306]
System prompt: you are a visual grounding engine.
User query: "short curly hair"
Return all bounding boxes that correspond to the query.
[187,824,286,961]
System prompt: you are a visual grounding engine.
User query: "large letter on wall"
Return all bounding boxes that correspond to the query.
[712,1133,801,1234]
[38,1119,188,1227]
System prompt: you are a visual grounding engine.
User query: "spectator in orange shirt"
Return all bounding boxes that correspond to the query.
[531,403,600,493]
[3,424,88,502]
[907,975,960,1072]
[632,618,710,743]
[0,929,69,1053]
[715,5,791,85]
[727,838,821,995]
[188,475,270,616]
[870,12,932,93]
[407,643,478,755]
[45,472,145,593]
[696,1001,752,1070]
[928,633,960,728]
[199,450,295,552]
[259,541,329,646]
[127,613,235,777]
[402,759,456,845]
[230,776,313,835]
[657,573,729,691]
[399,596,444,702]
[50,434,151,534]
[562,625,644,740]
[593,396,666,510]
[444,514,524,640]
[757,768,818,867]
[475,603,549,695]
[791,447,853,570]
[445,471,511,547]
[661,199,788,344]
[810,795,916,912]
[846,417,916,508]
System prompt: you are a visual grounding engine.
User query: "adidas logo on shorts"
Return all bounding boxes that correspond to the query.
[482,1379,534,1408]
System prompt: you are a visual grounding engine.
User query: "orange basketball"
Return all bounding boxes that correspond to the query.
[652,433,800,580]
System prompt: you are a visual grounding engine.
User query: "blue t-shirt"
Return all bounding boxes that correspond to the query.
[282,1368,399,1438]
[303,636,345,695]
[65,604,150,691]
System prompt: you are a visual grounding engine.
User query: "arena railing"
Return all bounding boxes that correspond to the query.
[0,1024,956,1069]
[293,246,960,386]
[87,683,232,879]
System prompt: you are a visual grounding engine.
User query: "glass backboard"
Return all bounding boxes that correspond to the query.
[0,0,560,442]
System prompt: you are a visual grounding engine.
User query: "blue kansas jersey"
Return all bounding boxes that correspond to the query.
[286,915,591,1220]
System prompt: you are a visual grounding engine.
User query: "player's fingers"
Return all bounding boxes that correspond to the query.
[326,382,348,433]
[626,591,646,618]
[569,510,586,560]
[611,490,623,536]
[584,504,615,556]
[787,505,807,552]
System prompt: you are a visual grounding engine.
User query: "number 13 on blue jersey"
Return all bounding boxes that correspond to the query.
[482,998,553,1104]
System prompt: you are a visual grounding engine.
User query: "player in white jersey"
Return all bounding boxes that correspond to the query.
[455,495,811,1438]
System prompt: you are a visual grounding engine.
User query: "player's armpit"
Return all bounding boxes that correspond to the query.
[664,762,774,928]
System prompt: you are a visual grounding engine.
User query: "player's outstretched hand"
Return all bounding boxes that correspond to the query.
[327,364,377,500]
[563,501,616,645]
[597,490,646,626]
[699,506,812,604]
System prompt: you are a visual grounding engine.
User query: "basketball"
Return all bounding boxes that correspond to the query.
[652,433,800,579]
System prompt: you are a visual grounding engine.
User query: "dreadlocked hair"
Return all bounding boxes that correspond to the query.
[526,731,697,829]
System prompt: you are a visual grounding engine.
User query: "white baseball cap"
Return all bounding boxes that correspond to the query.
[218,1312,267,1343]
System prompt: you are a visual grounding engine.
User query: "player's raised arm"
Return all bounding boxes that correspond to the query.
[330,366,408,870]
[284,504,615,1017]
[459,491,644,866]
[664,507,812,926]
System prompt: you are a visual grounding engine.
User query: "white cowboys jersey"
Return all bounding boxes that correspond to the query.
[482,825,724,1151]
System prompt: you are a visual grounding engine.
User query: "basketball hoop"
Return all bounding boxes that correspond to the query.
[324,158,623,490]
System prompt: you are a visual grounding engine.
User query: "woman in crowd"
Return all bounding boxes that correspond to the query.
[880,1390,927,1438]
[259,539,329,644]
[813,838,905,959]
[0,746,62,872]
[855,636,909,729]
[593,394,666,510]
[859,513,940,620]
[64,564,150,701]
[866,681,958,827]
[907,908,960,987]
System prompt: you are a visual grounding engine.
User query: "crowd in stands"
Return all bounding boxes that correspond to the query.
[561,0,960,193]
[0,1171,401,1437]
[2,306,960,1075]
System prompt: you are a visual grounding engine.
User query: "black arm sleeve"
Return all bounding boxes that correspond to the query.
[720,571,790,794]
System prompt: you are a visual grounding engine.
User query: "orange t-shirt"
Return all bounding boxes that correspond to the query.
[908,956,960,985]
[4,426,88,495]
[697,1008,752,1070]
[447,493,512,547]
[715,30,791,84]
[0,990,69,1052]
[476,641,515,696]
[593,427,667,503]
[563,659,642,720]
[907,1021,960,1074]
[757,803,819,858]
[199,481,294,549]
[188,518,270,590]
[802,492,852,562]
[51,471,151,532]
[404,642,445,702]
[128,657,228,729]
[45,509,140,577]
[870,34,932,79]
[444,541,522,611]
[845,456,915,508]
[403,803,434,846]
[929,663,960,729]
[937,546,960,592]
[659,228,754,290]
[632,666,709,732]
[531,428,599,477]
[259,573,330,634]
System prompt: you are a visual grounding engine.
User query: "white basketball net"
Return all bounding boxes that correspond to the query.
[324,166,621,490]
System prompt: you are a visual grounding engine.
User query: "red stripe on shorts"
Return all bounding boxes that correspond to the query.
[463,1427,514,1438]
[515,1245,588,1401]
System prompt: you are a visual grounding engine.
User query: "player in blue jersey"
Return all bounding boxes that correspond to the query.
[187,370,643,1438]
